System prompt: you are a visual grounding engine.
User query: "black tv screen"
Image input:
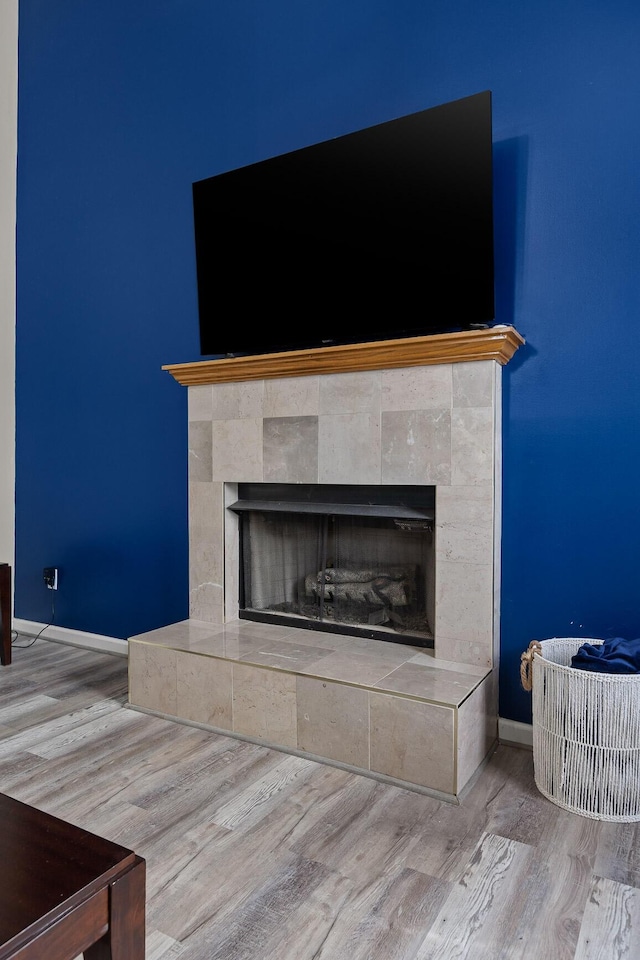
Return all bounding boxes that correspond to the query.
[193,90,495,358]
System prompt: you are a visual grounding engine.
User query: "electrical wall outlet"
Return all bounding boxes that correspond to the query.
[43,567,58,590]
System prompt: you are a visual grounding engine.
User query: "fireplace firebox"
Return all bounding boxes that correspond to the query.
[230,483,435,647]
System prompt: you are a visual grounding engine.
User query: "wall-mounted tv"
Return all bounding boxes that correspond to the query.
[192,90,495,358]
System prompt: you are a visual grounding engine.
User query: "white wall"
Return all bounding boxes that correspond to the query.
[0,1,17,576]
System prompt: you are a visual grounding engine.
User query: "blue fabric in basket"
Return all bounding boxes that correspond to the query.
[571,637,640,674]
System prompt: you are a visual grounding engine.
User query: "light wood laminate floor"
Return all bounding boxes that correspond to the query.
[2,638,640,960]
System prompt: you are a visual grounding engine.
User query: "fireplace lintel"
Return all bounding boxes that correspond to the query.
[228,481,435,521]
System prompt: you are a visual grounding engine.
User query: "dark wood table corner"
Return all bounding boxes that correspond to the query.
[0,792,146,960]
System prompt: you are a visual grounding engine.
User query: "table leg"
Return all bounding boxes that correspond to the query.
[84,856,146,960]
[0,564,11,667]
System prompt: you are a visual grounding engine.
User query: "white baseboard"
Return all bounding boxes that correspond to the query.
[13,618,128,658]
[498,717,533,748]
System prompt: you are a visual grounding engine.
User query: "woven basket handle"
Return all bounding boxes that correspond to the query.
[520,640,542,691]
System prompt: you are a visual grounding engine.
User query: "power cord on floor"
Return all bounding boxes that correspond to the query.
[11,595,56,649]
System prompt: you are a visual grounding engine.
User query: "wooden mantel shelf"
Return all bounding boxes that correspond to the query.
[162,325,525,387]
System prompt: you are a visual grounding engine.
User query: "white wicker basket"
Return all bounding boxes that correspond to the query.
[531,637,640,821]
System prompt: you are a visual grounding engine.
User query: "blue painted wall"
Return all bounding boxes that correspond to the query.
[15,0,640,722]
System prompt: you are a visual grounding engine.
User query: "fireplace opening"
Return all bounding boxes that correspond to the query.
[229,484,435,647]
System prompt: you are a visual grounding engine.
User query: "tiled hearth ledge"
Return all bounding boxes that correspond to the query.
[128,325,524,801]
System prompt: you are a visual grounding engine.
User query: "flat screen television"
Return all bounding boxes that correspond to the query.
[192,90,495,358]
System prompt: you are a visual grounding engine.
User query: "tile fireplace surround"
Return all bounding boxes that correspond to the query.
[128,326,524,801]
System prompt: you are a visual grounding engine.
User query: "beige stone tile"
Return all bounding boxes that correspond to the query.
[176,650,233,729]
[450,407,494,486]
[369,692,455,794]
[232,661,298,747]
[189,473,224,619]
[333,635,423,662]
[210,380,264,420]
[435,635,493,670]
[318,413,381,484]
[263,626,355,650]
[218,619,294,644]
[128,642,177,716]
[129,619,226,648]
[457,670,498,792]
[211,418,263,481]
[263,376,320,418]
[166,632,229,656]
[375,662,481,706]
[188,421,212,482]
[130,619,273,660]
[263,416,319,482]
[188,384,213,421]
[189,480,224,609]
[296,676,369,767]
[381,409,451,485]
[274,627,422,661]
[381,364,452,411]
[435,559,494,648]
[407,651,489,678]
[240,639,334,671]
[318,370,382,414]
[452,360,494,408]
[436,484,494,565]
[300,650,400,687]
[150,625,270,661]
[189,588,224,623]
[211,632,271,659]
